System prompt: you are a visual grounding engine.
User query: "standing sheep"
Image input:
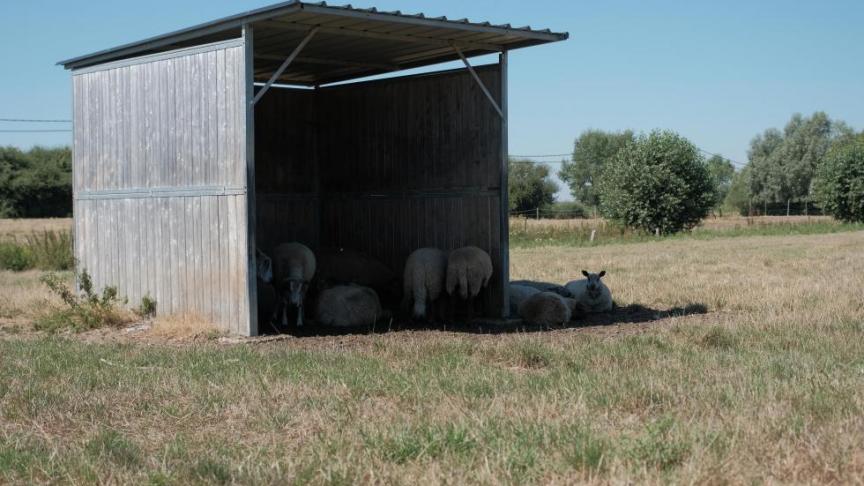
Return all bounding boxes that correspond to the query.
[315,285,384,327]
[565,270,613,313]
[518,291,574,327]
[446,246,493,318]
[272,242,317,327]
[403,248,448,321]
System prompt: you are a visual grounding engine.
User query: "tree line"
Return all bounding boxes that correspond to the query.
[0,146,72,218]
[510,112,864,233]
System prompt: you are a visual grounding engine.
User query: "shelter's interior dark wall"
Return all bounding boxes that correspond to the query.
[254,66,504,316]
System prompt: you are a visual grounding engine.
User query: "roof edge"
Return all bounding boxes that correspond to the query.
[58,1,568,71]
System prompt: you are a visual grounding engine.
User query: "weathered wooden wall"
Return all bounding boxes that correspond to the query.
[254,87,319,253]
[72,40,252,334]
[255,66,504,316]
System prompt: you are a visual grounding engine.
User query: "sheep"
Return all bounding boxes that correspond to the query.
[565,270,613,313]
[402,248,448,321]
[314,247,399,306]
[255,248,279,331]
[518,291,574,327]
[509,280,572,298]
[314,285,383,327]
[446,246,493,318]
[272,242,317,327]
[508,283,540,316]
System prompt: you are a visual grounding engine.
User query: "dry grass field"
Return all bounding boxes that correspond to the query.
[1,221,863,484]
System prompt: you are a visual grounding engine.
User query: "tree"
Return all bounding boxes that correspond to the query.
[508,159,558,213]
[812,135,864,222]
[724,166,752,215]
[597,130,715,234]
[558,129,634,207]
[705,155,735,212]
[0,146,72,218]
[748,112,853,204]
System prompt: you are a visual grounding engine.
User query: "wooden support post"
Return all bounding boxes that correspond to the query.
[499,51,509,318]
[243,23,258,336]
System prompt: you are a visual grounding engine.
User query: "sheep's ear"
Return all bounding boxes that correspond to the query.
[581,270,589,278]
[598,271,606,278]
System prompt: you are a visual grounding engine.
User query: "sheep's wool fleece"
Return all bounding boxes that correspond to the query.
[518,291,572,327]
[315,285,382,327]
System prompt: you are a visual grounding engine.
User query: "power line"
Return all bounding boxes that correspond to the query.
[0,118,71,123]
[0,129,72,133]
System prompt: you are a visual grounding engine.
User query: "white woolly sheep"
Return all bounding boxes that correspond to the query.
[509,280,572,298]
[565,270,613,313]
[314,247,399,305]
[272,242,317,327]
[518,291,573,327]
[508,283,540,315]
[403,248,448,321]
[446,246,493,318]
[314,285,383,327]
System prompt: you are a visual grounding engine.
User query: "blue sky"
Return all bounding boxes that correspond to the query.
[2,0,862,200]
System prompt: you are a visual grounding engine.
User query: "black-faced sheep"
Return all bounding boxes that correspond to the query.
[314,285,383,327]
[446,246,493,318]
[509,280,572,298]
[508,283,540,316]
[272,242,317,327]
[403,248,448,321]
[518,291,574,327]
[565,270,613,313]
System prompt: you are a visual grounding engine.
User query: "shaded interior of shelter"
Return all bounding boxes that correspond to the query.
[253,64,506,331]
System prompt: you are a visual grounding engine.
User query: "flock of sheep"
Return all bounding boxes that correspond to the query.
[255,242,613,332]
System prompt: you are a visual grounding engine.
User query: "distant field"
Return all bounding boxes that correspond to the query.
[1,230,863,484]
[0,218,71,241]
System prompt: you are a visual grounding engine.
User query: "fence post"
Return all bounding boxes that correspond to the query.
[536,207,540,220]
[787,199,791,217]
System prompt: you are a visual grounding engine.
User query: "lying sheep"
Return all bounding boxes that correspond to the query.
[565,270,613,313]
[315,285,383,327]
[272,242,317,327]
[314,247,399,306]
[518,291,575,327]
[509,280,572,298]
[403,248,448,321]
[509,283,540,316]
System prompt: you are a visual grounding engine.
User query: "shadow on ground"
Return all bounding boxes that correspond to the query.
[264,303,709,338]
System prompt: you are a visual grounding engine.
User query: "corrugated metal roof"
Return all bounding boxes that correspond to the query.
[58,1,567,85]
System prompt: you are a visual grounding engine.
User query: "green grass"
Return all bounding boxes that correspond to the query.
[510,219,864,248]
[0,317,861,484]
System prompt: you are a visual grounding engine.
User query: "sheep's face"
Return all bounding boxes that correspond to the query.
[256,250,273,284]
[581,270,606,299]
[283,279,307,306]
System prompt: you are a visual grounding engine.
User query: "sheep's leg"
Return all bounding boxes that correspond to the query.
[466,296,475,321]
[281,301,289,327]
[295,303,304,328]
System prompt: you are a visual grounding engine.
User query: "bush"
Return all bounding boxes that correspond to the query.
[37,269,133,332]
[0,231,73,271]
[25,231,74,270]
[598,130,715,234]
[0,243,33,271]
[813,137,864,223]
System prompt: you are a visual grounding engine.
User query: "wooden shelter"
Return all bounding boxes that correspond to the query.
[59,1,568,335]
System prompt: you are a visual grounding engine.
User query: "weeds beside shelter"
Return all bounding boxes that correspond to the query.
[59,1,567,335]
